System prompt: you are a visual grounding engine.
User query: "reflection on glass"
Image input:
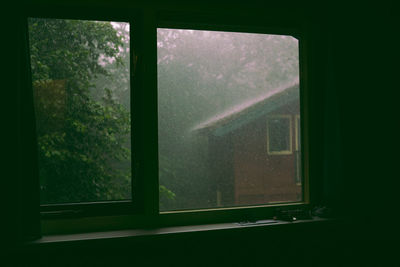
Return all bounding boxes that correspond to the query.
[28,18,131,204]
[157,29,302,211]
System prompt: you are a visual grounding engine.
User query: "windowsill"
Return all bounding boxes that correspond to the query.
[25,216,336,246]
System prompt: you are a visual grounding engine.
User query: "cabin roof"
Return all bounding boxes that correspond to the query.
[191,82,299,137]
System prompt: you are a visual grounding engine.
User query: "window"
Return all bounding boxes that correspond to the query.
[158,29,302,211]
[28,18,132,205]
[20,5,312,235]
[266,115,293,155]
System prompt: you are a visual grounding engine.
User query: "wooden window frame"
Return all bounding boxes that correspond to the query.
[18,3,317,237]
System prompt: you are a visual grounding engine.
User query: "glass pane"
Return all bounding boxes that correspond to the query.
[157,29,302,211]
[267,117,291,153]
[28,18,131,204]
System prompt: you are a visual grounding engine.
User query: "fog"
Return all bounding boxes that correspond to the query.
[157,29,300,211]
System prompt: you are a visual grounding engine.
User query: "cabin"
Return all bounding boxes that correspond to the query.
[193,83,302,206]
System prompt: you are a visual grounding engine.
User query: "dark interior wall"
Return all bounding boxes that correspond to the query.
[4,0,398,266]
[328,1,397,222]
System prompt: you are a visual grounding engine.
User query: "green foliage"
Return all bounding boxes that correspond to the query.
[158,154,178,209]
[29,18,130,203]
[29,19,123,83]
[92,23,130,109]
[30,18,175,205]
[159,185,176,210]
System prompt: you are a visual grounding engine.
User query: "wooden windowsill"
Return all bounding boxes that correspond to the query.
[24,217,336,247]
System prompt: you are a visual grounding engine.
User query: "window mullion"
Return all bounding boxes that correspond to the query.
[140,8,159,217]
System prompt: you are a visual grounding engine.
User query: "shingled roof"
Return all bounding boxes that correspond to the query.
[191,82,299,137]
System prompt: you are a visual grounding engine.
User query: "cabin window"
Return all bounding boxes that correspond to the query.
[266,115,292,155]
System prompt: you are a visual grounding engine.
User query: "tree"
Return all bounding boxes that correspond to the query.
[91,22,131,109]
[29,18,130,203]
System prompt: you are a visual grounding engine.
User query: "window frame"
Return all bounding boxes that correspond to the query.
[22,6,146,223]
[19,3,317,236]
[295,114,302,185]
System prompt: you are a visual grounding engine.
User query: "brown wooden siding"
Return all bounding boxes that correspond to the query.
[231,101,301,205]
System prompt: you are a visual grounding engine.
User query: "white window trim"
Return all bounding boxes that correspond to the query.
[295,114,300,151]
[295,114,302,185]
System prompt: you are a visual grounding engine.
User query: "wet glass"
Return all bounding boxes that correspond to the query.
[157,29,302,211]
[28,18,131,204]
